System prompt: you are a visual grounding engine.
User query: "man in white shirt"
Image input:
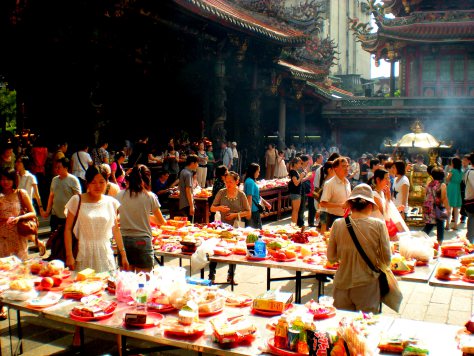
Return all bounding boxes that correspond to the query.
[71,144,93,191]
[320,157,352,228]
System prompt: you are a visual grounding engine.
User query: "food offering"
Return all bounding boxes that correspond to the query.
[377,335,428,355]
[440,237,474,258]
[162,300,206,338]
[147,287,176,313]
[170,286,225,317]
[390,255,415,275]
[62,280,104,300]
[210,315,257,345]
[434,263,461,281]
[252,290,293,316]
[3,277,38,301]
[457,314,474,354]
[0,256,22,271]
[225,293,253,307]
[268,247,297,263]
[304,299,336,320]
[124,311,164,329]
[70,295,117,321]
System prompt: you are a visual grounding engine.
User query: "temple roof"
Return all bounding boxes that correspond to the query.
[173,0,308,44]
[306,81,354,100]
[352,9,474,61]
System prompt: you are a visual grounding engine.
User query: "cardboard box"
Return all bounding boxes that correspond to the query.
[252,290,293,312]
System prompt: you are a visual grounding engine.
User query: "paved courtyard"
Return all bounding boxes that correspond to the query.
[1,213,472,355]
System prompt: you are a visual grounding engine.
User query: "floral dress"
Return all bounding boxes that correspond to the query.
[423,180,442,224]
[0,191,29,260]
[65,195,120,273]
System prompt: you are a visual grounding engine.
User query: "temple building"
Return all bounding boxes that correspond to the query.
[322,0,474,153]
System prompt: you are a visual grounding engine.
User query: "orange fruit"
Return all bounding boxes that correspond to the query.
[284,250,296,259]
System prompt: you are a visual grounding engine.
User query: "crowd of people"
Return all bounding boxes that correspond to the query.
[0,131,473,316]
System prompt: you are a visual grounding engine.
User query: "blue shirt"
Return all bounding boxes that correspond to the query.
[244,178,260,212]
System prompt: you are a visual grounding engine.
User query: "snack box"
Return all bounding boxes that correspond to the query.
[252,290,293,312]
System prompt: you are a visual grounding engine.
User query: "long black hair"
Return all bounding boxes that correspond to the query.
[125,164,151,196]
[245,163,260,182]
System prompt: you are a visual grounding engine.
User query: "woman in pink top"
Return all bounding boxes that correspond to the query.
[110,151,126,189]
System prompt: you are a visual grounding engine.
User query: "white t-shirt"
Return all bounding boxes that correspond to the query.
[71,151,93,179]
[18,171,38,200]
[320,175,351,216]
[392,175,410,213]
[464,169,474,200]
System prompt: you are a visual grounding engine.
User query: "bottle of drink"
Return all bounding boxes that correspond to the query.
[135,283,147,313]
[254,235,267,258]
[274,316,289,349]
[288,316,304,351]
[214,211,221,222]
[297,322,311,354]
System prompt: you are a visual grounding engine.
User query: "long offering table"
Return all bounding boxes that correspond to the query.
[2,293,467,356]
[155,251,336,303]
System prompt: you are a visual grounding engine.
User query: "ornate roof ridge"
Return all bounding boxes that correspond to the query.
[173,0,308,44]
[277,59,327,81]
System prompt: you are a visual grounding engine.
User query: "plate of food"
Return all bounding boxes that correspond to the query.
[70,309,114,321]
[124,312,164,328]
[162,319,206,338]
[225,293,253,307]
[310,306,336,320]
[147,303,176,313]
[267,337,308,356]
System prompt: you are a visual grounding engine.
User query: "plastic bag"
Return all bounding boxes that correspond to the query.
[190,238,218,273]
[398,231,434,262]
[115,271,139,302]
[386,200,410,234]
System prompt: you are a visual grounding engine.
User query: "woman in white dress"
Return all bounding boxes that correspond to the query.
[274,150,288,179]
[64,165,129,272]
[392,160,410,220]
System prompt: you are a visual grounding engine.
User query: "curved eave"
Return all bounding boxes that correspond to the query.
[278,60,327,81]
[173,0,308,45]
[379,21,474,43]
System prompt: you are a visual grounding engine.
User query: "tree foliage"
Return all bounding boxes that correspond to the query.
[0,83,17,132]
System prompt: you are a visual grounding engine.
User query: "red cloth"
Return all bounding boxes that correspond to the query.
[30,147,48,174]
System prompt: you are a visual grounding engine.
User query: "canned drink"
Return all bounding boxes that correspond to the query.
[287,329,300,351]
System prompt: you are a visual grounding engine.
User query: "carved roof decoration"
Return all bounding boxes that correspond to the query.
[350,1,474,62]
[173,0,308,44]
[306,81,355,100]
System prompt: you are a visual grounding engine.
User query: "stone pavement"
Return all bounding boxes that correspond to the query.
[1,213,472,355]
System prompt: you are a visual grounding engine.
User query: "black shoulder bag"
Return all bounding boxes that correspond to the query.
[252,196,265,213]
[345,216,389,297]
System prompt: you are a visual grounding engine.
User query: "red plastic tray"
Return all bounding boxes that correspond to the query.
[309,306,336,320]
[69,310,114,322]
[271,257,296,263]
[267,337,307,356]
[124,312,164,328]
[436,275,461,281]
[252,304,292,317]
[462,276,474,283]
[246,255,269,261]
[164,328,205,338]
[391,269,414,276]
[199,308,224,317]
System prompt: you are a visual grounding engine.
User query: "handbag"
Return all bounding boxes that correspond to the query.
[312,186,323,201]
[45,195,82,262]
[16,190,39,237]
[252,196,265,213]
[345,216,402,312]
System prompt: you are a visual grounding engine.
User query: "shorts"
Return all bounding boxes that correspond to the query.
[290,194,301,201]
[121,236,154,269]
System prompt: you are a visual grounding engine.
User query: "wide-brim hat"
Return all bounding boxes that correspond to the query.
[347,183,375,205]
[231,141,237,146]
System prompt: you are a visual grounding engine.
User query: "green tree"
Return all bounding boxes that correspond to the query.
[0,83,17,133]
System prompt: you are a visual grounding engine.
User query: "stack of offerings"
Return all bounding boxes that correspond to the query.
[252,289,293,313]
